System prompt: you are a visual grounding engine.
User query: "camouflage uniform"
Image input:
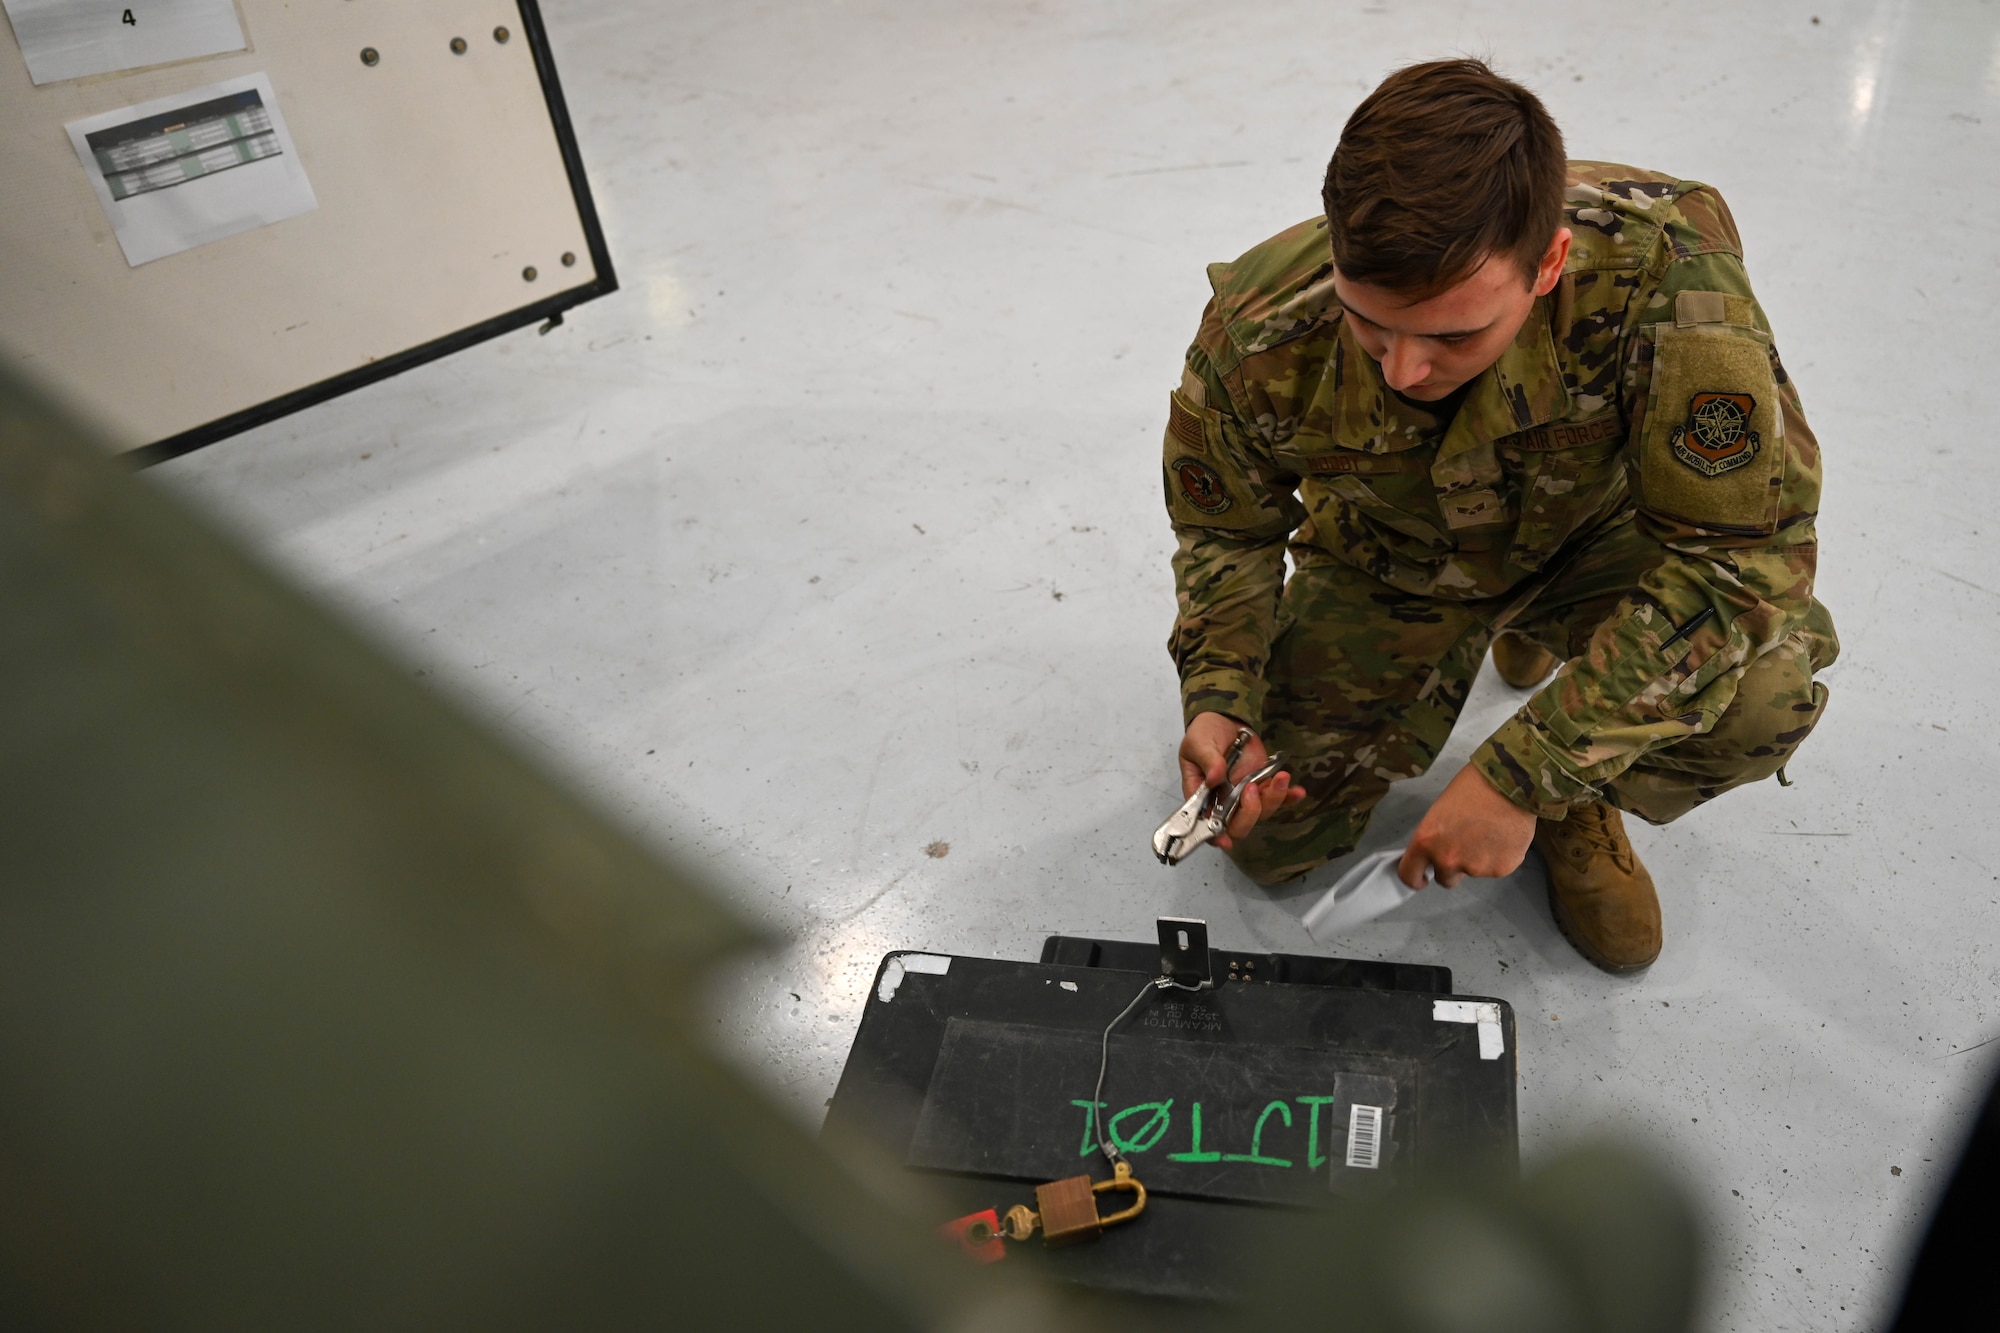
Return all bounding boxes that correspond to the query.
[1164,162,1838,885]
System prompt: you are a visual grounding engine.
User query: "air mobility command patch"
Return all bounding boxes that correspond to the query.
[1172,457,1233,514]
[1670,392,1761,476]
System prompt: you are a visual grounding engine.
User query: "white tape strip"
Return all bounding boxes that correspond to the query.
[876,952,952,1003]
[1432,999,1506,1060]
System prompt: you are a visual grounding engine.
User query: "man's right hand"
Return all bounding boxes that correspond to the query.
[1177,712,1305,851]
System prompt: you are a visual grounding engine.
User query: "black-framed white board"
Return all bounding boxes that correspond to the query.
[0,0,616,464]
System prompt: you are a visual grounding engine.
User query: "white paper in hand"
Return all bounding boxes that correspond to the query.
[1301,847,1428,939]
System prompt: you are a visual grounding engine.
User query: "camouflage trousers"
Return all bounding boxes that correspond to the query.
[1232,516,1839,885]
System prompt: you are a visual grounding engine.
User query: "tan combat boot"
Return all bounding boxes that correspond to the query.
[1491,630,1559,688]
[1535,802,1661,974]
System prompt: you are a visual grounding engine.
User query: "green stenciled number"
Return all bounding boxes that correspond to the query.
[1222,1100,1294,1167]
[1296,1096,1338,1169]
[1167,1101,1222,1162]
[1107,1100,1173,1154]
[1070,1100,1106,1157]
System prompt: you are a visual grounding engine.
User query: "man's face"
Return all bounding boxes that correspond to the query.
[1331,229,1572,401]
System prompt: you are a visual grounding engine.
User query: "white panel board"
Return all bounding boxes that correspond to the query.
[0,1,612,454]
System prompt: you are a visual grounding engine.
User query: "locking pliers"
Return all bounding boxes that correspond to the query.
[1152,726,1284,865]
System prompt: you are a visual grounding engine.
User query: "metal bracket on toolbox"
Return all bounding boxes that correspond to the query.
[1156,916,1211,988]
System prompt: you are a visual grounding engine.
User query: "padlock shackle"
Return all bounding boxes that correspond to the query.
[1090,1159,1147,1228]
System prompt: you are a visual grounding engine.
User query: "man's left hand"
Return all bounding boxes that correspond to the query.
[1398,765,1538,889]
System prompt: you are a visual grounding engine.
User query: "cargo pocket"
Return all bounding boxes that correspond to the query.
[1277,437,1448,550]
[1507,434,1627,570]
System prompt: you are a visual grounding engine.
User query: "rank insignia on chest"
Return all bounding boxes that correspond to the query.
[1670,392,1761,477]
[1440,487,1505,530]
[1172,457,1233,514]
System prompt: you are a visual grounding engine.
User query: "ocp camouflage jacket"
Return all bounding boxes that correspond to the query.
[1164,161,1823,816]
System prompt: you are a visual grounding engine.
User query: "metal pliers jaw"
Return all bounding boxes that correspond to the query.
[1152,727,1284,866]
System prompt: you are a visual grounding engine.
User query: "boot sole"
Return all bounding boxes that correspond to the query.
[1545,879,1658,975]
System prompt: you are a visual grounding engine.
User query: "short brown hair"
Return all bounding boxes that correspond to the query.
[1322,59,1566,296]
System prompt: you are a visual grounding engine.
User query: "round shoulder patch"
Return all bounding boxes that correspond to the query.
[1171,457,1233,515]
[1670,392,1761,477]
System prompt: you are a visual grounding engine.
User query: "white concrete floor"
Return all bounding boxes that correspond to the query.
[155,2,2000,1327]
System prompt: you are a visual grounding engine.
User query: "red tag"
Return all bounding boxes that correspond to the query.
[939,1208,1006,1264]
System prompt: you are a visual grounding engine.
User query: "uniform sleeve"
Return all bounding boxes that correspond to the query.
[1164,302,1305,731]
[1471,244,1823,816]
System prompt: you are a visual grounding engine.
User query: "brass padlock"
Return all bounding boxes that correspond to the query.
[997,1160,1148,1248]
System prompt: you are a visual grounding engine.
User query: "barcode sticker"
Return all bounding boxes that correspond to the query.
[1345,1104,1384,1170]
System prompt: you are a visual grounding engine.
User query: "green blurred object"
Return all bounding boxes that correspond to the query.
[0,368,1026,1330]
[0,365,1698,1331]
[1249,1144,1699,1333]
